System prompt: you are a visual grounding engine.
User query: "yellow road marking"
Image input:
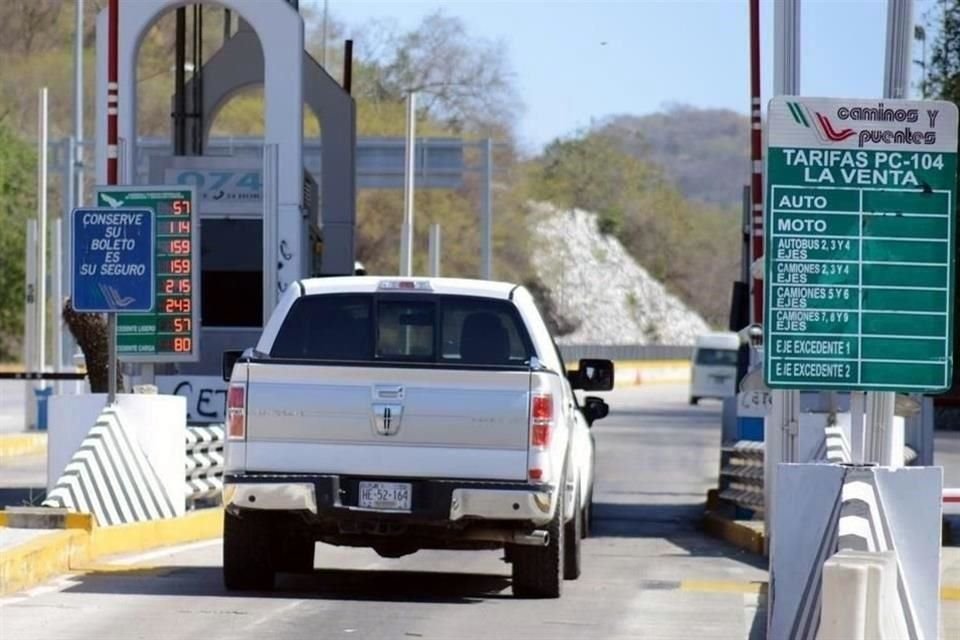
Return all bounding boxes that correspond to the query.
[680,579,960,602]
[680,579,767,595]
[0,433,47,459]
[70,562,172,577]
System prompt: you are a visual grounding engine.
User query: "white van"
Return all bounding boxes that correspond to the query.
[689,332,740,405]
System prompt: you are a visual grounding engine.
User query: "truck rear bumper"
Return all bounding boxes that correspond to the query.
[223,473,556,525]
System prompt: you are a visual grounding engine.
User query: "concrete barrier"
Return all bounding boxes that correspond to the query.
[0,507,222,596]
[43,404,183,525]
[769,464,941,640]
[818,550,908,640]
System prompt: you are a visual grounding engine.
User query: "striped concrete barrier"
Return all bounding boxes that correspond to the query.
[770,465,941,640]
[185,425,224,504]
[819,550,903,639]
[833,470,917,637]
[42,406,177,526]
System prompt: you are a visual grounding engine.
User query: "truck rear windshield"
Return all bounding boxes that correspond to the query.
[269,293,536,367]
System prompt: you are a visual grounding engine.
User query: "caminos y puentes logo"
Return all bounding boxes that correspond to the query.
[786,101,939,148]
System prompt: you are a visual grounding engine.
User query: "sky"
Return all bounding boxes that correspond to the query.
[314,0,938,152]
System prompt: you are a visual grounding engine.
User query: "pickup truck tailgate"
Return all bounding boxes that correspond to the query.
[244,363,531,481]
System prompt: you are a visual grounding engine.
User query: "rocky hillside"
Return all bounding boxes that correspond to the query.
[527,202,710,346]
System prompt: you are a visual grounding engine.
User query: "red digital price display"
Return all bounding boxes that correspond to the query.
[100,187,199,362]
[159,238,192,255]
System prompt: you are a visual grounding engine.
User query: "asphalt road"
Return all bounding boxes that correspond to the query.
[0,380,26,434]
[0,384,769,639]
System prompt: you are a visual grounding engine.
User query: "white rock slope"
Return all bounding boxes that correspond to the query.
[528,202,710,345]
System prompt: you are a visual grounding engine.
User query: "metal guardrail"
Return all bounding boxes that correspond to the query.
[717,439,919,515]
[719,441,765,512]
[0,372,86,380]
[558,344,693,362]
[185,425,224,505]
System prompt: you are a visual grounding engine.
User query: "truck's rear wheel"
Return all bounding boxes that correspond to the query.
[582,485,594,539]
[563,489,582,580]
[510,484,564,598]
[223,510,275,591]
[277,535,315,574]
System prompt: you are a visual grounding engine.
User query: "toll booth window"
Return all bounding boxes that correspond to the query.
[200,219,263,327]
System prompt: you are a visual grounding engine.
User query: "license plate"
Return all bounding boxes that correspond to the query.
[711,375,729,384]
[358,481,412,511]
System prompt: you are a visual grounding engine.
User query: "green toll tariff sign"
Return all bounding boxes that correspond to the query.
[764,97,958,393]
[94,186,199,363]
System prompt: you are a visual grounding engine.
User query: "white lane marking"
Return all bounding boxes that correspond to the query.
[252,599,304,627]
[0,596,28,609]
[0,576,80,608]
[110,538,222,566]
[744,590,767,639]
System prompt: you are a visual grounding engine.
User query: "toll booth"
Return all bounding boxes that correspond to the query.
[95,0,355,422]
[145,155,319,380]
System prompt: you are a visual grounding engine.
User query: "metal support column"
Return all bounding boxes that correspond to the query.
[773,0,801,96]
[37,88,49,379]
[868,0,914,466]
[480,138,494,280]
[765,0,802,556]
[24,221,39,429]
[428,224,441,277]
[400,92,416,277]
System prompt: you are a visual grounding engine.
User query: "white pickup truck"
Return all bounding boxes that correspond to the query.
[222,277,613,598]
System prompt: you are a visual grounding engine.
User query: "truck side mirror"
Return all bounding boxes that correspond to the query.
[569,359,615,391]
[222,350,244,382]
[582,396,610,426]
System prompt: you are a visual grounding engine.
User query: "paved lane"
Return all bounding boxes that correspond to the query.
[0,381,27,434]
[0,384,768,640]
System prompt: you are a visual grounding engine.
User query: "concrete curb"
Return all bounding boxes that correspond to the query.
[0,508,223,596]
[0,433,47,459]
[0,509,92,531]
[702,510,766,556]
[703,507,957,556]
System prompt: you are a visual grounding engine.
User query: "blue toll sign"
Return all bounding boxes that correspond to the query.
[71,208,155,313]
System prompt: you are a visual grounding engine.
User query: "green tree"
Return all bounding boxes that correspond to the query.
[925,1,960,400]
[529,132,660,236]
[526,128,739,326]
[352,11,521,135]
[0,122,37,361]
[927,1,960,104]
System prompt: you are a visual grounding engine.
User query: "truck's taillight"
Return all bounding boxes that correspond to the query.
[227,384,246,440]
[531,394,553,448]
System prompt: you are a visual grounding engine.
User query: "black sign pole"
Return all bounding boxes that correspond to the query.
[108,313,117,404]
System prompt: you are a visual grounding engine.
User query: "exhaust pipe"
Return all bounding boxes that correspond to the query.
[462,529,548,546]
